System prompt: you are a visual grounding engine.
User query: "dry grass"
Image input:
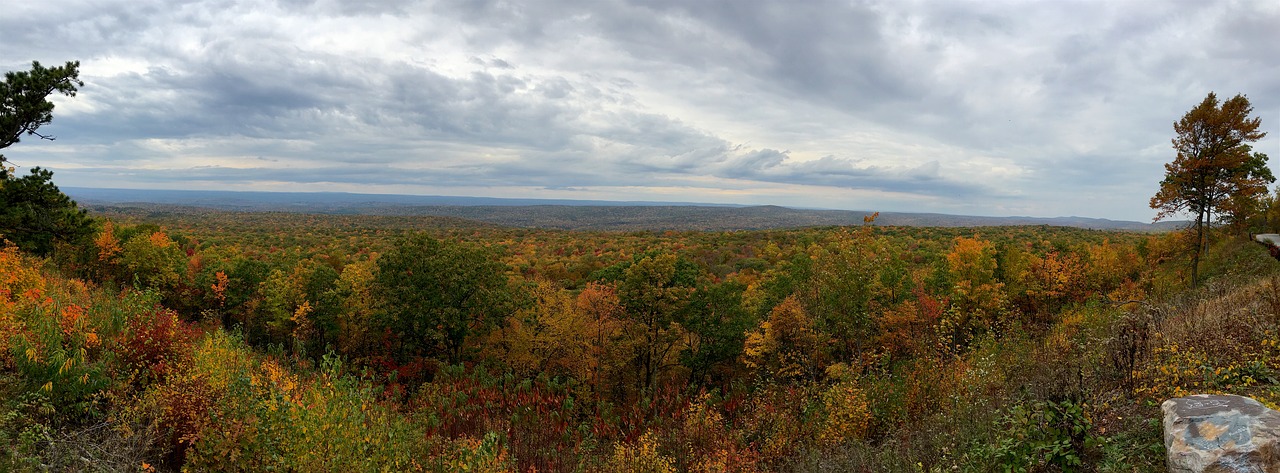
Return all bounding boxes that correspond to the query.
[1156,276,1279,363]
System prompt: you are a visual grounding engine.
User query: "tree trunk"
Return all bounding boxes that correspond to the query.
[1192,210,1204,287]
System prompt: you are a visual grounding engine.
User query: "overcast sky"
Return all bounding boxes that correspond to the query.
[3,0,1277,221]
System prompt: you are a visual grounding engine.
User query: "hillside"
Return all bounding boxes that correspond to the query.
[66,187,1182,232]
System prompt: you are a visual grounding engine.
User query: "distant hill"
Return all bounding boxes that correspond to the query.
[65,187,1184,232]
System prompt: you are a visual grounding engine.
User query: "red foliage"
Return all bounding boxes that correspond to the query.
[156,371,218,468]
[116,306,202,382]
[412,371,621,472]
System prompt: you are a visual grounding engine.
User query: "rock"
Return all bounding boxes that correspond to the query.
[1163,394,1280,472]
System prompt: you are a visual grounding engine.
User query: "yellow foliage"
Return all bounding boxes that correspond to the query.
[0,244,44,363]
[743,295,822,381]
[148,231,175,248]
[211,270,229,305]
[258,358,300,398]
[689,448,762,473]
[947,237,998,287]
[492,279,596,380]
[1130,340,1269,402]
[335,258,377,355]
[189,331,259,393]
[291,300,315,342]
[121,230,185,291]
[602,432,676,473]
[0,243,43,304]
[818,382,871,447]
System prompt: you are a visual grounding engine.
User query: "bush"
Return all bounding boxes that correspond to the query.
[972,398,1095,472]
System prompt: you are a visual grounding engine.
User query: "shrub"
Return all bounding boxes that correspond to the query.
[115,306,201,386]
[818,381,871,447]
[601,431,675,473]
[977,399,1096,472]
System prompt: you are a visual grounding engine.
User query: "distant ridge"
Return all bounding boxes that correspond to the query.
[65,187,1183,232]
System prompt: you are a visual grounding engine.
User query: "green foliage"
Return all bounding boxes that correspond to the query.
[119,230,187,295]
[0,167,94,256]
[803,228,885,361]
[679,280,755,385]
[618,252,698,391]
[976,399,1097,472]
[0,390,57,471]
[7,301,110,419]
[189,350,438,472]
[0,61,89,257]
[591,249,700,287]
[375,233,511,364]
[0,60,82,178]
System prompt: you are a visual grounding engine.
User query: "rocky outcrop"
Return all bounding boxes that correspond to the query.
[1163,394,1280,472]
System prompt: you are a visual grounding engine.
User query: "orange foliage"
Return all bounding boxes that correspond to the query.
[0,243,43,304]
[59,303,87,336]
[575,282,635,399]
[876,288,944,361]
[95,220,122,262]
[211,271,229,306]
[149,231,175,248]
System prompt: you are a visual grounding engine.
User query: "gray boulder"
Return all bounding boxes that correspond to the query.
[1163,394,1280,472]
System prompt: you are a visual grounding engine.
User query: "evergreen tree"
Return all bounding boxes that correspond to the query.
[0,167,94,256]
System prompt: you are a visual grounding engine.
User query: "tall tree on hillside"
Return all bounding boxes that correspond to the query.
[1,61,91,257]
[1,61,82,178]
[1151,92,1269,285]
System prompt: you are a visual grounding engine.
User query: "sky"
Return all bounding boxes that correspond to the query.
[2,0,1277,222]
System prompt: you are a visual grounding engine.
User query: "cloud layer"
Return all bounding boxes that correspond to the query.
[2,0,1277,220]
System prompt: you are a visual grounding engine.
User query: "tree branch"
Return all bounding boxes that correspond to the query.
[26,127,55,141]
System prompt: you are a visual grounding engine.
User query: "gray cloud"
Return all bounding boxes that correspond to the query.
[2,0,1277,221]
[719,149,986,198]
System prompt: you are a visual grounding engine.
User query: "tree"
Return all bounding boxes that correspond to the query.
[1151,92,1269,285]
[679,280,755,387]
[940,236,1008,350]
[802,226,884,363]
[374,234,510,364]
[742,295,824,382]
[119,229,186,294]
[0,61,90,257]
[0,167,94,256]
[488,279,594,380]
[1220,150,1273,232]
[615,252,698,393]
[1,61,82,178]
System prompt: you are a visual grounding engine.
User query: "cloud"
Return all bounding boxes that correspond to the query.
[1,0,1277,221]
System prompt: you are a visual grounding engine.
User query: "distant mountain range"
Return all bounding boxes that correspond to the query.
[64,187,1185,232]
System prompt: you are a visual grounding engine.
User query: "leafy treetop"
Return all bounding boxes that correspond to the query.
[1,60,82,177]
[1150,91,1270,285]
